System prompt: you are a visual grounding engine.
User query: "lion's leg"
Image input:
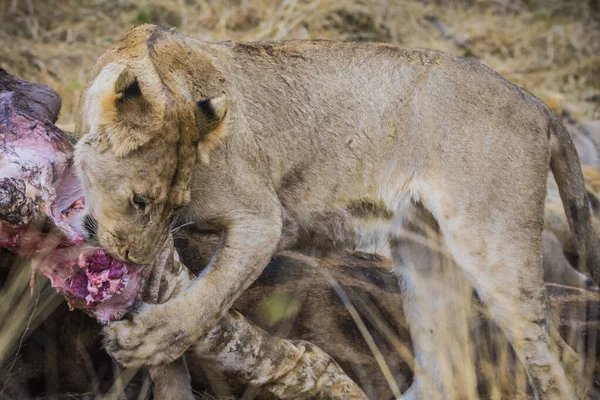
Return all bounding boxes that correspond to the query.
[389,203,478,400]
[149,357,194,400]
[434,196,583,400]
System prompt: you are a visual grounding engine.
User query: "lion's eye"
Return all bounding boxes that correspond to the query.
[131,194,149,211]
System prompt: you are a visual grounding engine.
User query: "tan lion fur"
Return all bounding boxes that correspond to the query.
[75,25,600,399]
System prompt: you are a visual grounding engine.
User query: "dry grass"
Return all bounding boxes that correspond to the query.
[0,0,598,132]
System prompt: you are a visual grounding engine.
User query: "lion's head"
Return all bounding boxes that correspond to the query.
[74,25,227,265]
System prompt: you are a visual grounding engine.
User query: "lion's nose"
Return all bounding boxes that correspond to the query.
[127,253,143,264]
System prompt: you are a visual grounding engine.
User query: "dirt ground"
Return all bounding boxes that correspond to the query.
[0,0,598,132]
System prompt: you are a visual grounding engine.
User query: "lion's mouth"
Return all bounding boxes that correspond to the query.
[0,92,145,323]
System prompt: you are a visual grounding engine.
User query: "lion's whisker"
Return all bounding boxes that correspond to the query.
[171,221,194,235]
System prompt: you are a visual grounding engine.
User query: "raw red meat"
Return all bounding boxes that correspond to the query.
[0,91,143,323]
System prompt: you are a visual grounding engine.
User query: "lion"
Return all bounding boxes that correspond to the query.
[74,24,600,399]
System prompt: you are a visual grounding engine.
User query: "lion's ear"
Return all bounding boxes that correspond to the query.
[195,95,228,164]
[115,67,142,99]
[98,65,153,156]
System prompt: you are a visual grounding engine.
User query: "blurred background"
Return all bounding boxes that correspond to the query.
[0,0,598,132]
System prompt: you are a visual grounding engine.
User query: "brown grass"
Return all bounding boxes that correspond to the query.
[0,0,598,132]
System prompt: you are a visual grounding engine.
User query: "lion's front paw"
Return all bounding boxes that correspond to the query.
[103,303,196,368]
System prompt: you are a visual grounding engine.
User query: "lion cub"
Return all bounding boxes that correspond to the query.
[75,25,600,399]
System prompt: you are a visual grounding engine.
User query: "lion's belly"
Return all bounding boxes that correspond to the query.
[274,140,423,257]
[278,196,396,258]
